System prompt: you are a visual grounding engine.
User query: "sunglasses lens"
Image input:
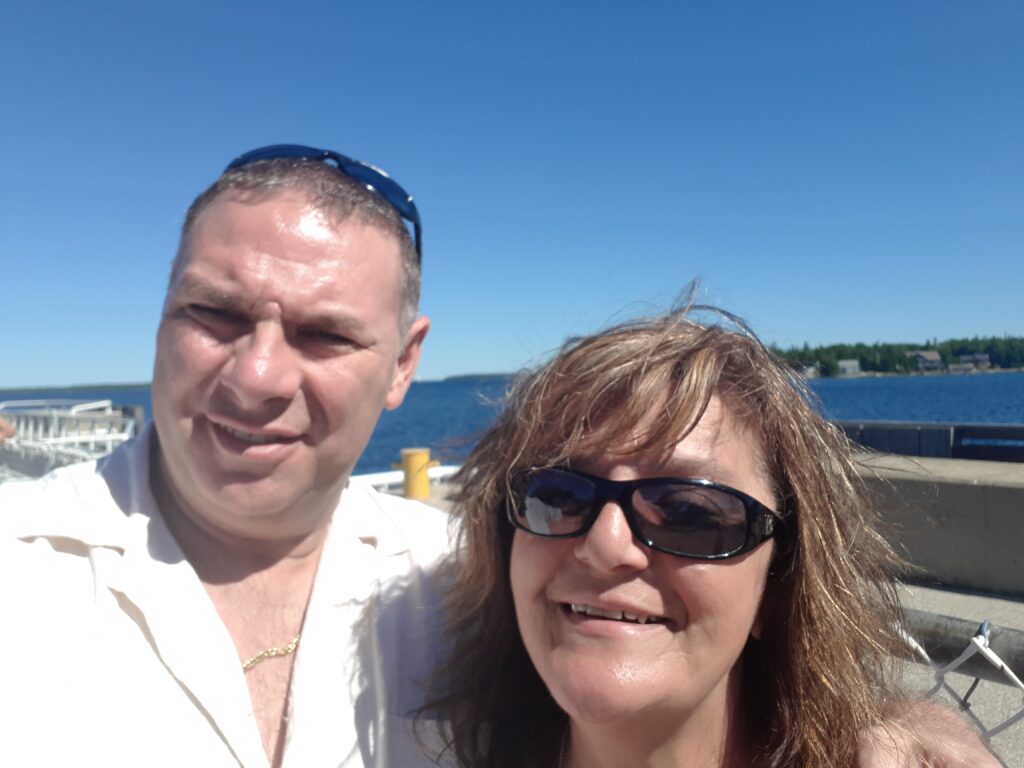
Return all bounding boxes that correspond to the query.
[632,484,749,557]
[512,470,761,559]
[514,469,594,536]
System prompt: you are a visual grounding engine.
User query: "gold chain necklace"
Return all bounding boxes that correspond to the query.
[241,633,301,672]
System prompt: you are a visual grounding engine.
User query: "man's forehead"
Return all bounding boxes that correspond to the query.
[188,189,318,237]
[176,192,401,273]
[192,187,397,244]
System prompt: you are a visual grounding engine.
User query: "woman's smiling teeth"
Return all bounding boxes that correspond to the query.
[220,424,289,445]
[568,603,665,625]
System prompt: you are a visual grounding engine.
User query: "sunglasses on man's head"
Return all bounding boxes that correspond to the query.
[225,144,422,264]
[507,467,782,560]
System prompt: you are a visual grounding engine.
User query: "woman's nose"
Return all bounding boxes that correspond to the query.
[573,502,651,572]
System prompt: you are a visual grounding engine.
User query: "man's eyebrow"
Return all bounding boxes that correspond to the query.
[300,312,372,335]
[176,278,242,309]
[177,277,375,336]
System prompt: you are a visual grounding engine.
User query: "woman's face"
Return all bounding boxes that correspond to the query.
[509,396,775,730]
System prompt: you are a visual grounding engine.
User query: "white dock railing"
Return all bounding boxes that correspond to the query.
[0,400,140,480]
[348,464,460,493]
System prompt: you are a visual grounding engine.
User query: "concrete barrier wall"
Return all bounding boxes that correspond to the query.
[856,453,1024,597]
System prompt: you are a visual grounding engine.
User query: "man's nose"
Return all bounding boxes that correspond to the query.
[574,502,651,572]
[221,321,302,406]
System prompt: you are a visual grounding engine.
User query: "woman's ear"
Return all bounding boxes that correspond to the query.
[750,613,764,640]
[751,592,770,640]
[752,551,785,641]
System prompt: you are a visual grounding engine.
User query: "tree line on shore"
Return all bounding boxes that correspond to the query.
[771,335,1024,377]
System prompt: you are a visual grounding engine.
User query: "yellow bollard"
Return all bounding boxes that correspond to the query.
[400,447,434,500]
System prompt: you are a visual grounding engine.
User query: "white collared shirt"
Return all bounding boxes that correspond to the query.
[0,425,453,767]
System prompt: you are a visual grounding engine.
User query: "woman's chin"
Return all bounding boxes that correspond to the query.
[544,662,665,725]
[555,696,640,726]
[538,648,736,731]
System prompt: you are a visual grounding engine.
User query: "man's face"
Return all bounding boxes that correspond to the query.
[152,190,427,537]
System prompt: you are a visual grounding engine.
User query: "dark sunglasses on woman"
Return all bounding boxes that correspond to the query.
[508,466,782,560]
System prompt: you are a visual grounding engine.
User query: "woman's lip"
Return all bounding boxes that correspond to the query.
[557,600,670,626]
[560,604,671,634]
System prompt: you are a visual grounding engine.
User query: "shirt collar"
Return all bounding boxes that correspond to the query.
[7,422,161,552]
[10,422,423,561]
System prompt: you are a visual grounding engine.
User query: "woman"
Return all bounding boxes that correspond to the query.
[421,304,907,767]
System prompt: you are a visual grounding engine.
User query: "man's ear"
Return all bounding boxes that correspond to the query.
[385,315,430,410]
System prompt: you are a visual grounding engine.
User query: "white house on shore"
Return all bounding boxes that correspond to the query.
[837,358,861,376]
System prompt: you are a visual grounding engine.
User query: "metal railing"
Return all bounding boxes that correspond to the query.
[838,420,1024,463]
[0,400,140,477]
[903,611,1024,764]
[348,464,460,494]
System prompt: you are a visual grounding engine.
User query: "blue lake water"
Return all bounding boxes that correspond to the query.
[3,372,1022,473]
[0,377,509,474]
[807,372,1024,425]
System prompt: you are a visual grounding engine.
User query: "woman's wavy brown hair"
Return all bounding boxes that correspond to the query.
[419,303,904,768]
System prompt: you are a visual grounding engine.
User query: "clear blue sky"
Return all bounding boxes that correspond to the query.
[1,1,1021,388]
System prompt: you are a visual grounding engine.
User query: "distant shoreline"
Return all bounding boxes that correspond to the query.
[4,367,1023,393]
[0,373,518,394]
[812,367,1024,380]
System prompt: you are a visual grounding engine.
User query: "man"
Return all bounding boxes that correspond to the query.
[1,145,444,767]
[0,145,999,768]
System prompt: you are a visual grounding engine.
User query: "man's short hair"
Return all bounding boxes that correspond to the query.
[174,158,421,334]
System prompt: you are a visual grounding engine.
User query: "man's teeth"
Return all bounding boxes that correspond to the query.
[221,425,283,445]
[569,603,664,624]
